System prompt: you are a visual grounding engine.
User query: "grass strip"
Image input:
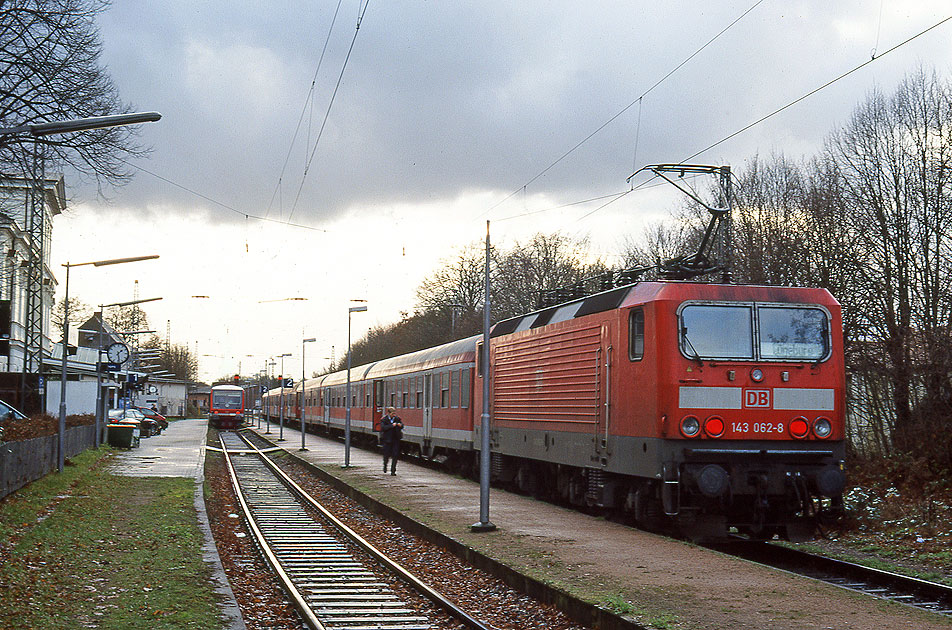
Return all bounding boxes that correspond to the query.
[0,447,225,630]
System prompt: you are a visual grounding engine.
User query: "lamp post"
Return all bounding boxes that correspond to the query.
[345,302,367,468]
[58,255,158,471]
[94,296,162,447]
[265,359,276,433]
[277,352,291,441]
[301,337,316,451]
[472,220,496,532]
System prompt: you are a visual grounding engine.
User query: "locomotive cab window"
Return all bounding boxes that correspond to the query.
[757,305,829,361]
[628,308,645,361]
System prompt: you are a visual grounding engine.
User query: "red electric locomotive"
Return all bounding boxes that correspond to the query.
[479,281,845,541]
[209,384,245,430]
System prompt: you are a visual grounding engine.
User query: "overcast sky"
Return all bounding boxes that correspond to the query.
[48,1,952,382]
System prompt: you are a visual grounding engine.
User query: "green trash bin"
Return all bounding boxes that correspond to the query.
[107,423,140,448]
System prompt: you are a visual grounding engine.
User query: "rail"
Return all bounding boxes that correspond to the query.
[219,430,493,630]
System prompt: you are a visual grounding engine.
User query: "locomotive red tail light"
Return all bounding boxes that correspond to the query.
[789,416,810,439]
[704,415,725,438]
[680,415,701,438]
[812,416,833,439]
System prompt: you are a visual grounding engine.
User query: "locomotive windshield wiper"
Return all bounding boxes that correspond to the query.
[681,327,704,367]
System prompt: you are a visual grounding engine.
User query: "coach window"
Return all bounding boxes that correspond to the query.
[441,372,450,408]
[416,378,424,408]
[461,369,471,408]
[432,373,441,408]
[629,308,645,361]
[451,369,460,408]
[402,378,409,408]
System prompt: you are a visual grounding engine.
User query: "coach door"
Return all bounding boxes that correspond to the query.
[423,373,433,441]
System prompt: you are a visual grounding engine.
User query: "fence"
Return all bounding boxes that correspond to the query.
[0,424,97,500]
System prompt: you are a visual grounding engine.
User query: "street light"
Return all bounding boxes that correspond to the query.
[277,352,291,441]
[0,111,162,138]
[301,337,316,451]
[345,301,367,467]
[58,255,158,472]
[94,296,162,446]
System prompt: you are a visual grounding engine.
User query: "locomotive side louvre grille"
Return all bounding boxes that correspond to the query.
[494,325,601,424]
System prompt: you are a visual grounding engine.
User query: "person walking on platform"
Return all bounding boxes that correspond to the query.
[379,406,403,475]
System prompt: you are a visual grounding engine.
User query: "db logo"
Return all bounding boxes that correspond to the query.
[744,389,771,408]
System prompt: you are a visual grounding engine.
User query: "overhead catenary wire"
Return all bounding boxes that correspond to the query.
[476,0,766,221]
[287,0,371,222]
[119,157,328,233]
[538,11,952,229]
[683,12,952,163]
[264,0,345,220]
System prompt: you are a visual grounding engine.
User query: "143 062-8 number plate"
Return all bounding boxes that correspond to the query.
[731,421,784,435]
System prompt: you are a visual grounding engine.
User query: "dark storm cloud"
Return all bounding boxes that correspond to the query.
[80,1,952,225]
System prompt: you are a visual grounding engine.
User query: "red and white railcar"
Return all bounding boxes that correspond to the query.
[209,384,245,430]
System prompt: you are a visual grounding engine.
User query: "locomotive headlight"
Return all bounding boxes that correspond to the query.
[812,417,833,439]
[750,368,764,382]
[680,415,701,438]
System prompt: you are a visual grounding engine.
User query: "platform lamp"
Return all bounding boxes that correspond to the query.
[58,255,158,472]
[301,337,316,451]
[277,352,291,441]
[344,301,367,468]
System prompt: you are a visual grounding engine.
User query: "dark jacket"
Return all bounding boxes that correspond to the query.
[379,414,403,443]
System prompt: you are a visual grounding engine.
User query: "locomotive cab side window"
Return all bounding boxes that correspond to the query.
[628,308,645,360]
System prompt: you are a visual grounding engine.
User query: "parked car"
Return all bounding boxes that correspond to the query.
[108,408,159,438]
[135,407,168,431]
[0,399,27,441]
[0,399,27,423]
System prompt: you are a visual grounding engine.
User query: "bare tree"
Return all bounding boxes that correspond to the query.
[826,67,952,465]
[0,0,147,189]
[493,232,606,318]
[50,296,92,340]
[415,240,486,314]
[142,335,197,381]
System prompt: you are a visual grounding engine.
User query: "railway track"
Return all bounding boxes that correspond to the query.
[707,540,952,616]
[217,431,492,630]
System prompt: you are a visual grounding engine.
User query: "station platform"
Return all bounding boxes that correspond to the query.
[248,418,946,630]
[110,418,245,630]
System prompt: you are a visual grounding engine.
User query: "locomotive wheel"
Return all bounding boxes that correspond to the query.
[515,463,540,496]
